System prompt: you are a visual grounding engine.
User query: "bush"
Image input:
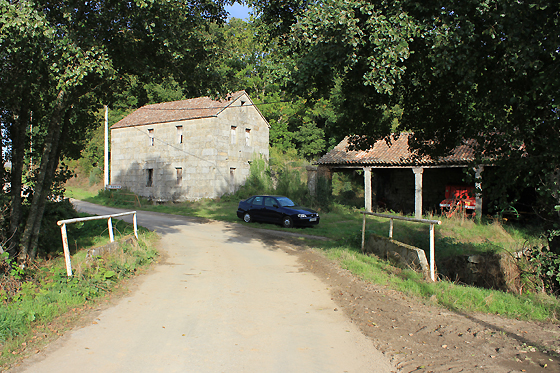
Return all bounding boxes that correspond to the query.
[88,167,103,186]
[521,245,560,296]
[274,166,308,205]
[38,199,80,257]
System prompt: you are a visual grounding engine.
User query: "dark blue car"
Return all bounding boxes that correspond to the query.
[237,195,320,228]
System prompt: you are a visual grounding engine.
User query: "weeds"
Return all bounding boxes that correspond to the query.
[0,225,158,367]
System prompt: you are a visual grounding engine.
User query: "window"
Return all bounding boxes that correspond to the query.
[146,168,153,187]
[230,167,236,193]
[264,197,276,207]
[245,128,251,146]
[241,100,246,106]
[252,196,263,206]
[176,167,182,186]
[230,126,237,144]
[176,126,183,144]
[148,129,154,146]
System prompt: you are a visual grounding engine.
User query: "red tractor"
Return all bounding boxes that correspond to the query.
[439,185,476,218]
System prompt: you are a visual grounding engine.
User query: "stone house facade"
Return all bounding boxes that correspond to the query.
[110,91,269,201]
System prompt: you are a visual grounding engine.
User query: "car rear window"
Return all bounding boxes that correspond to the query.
[252,196,264,206]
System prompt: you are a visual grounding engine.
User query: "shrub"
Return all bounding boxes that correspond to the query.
[38,199,80,257]
[521,245,560,296]
[88,168,103,186]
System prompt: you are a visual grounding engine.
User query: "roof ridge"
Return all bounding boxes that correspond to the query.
[111,90,248,129]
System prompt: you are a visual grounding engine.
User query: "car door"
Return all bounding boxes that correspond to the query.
[263,196,282,223]
[249,196,264,221]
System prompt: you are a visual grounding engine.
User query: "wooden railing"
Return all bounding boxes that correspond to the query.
[57,211,138,276]
[361,212,441,281]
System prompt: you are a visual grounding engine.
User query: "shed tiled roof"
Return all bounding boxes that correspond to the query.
[316,133,475,167]
[112,91,247,129]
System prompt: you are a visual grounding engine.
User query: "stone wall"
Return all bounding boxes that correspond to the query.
[439,252,521,293]
[87,235,137,259]
[376,169,415,213]
[375,168,469,214]
[364,234,431,280]
[110,93,269,201]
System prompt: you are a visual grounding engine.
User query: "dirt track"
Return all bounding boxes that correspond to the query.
[11,201,560,372]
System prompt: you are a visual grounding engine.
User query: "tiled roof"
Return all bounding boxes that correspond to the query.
[112,91,247,129]
[316,133,475,167]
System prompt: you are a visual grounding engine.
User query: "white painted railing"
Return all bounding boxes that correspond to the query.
[57,211,138,276]
[361,212,441,281]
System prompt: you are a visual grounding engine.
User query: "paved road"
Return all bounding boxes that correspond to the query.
[15,201,393,372]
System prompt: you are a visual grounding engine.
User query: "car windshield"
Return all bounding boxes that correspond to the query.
[276,196,296,207]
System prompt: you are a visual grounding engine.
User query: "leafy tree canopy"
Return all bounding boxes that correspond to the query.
[0,0,229,260]
[253,0,560,212]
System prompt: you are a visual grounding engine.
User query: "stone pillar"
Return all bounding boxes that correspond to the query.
[364,167,372,212]
[317,165,332,180]
[474,165,483,219]
[306,166,318,196]
[371,170,378,208]
[316,165,333,199]
[412,167,424,219]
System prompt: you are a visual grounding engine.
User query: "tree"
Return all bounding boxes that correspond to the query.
[0,0,228,260]
[205,16,334,159]
[254,0,560,212]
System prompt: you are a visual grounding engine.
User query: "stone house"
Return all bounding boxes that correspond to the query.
[313,133,484,218]
[110,91,269,201]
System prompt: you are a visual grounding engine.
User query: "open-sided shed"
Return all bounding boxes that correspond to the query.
[313,134,484,218]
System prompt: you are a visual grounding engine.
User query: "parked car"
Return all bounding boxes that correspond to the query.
[237,195,320,228]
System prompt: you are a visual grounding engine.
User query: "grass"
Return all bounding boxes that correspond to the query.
[64,186,99,200]
[323,245,559,322]
[87,189,545,258]
[0,218,159,369]
[75,187,559,322]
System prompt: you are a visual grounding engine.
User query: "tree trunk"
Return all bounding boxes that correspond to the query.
[28,109,70,259]
[18,90,66,262]
[7,99,30,258]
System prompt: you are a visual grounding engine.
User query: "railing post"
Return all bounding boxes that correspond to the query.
[430,223,435,281]
[60,223,73,276]
[133,212,138,239]
[58,210,138,277]
[361,212,366,253]
[108,217,114,242]
[357,211,440,281]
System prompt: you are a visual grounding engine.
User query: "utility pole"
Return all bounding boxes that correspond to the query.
[104,105,109,188]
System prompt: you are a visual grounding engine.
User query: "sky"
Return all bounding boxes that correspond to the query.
[225,3,252,20]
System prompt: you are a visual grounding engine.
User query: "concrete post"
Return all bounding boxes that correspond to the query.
[412,167,424,218]
[364,167,372,212]
[474,165,483,219]
[371,170,378,208]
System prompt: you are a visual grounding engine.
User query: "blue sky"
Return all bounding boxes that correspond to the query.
[225,3,252,20]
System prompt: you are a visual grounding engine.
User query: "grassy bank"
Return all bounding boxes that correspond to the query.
[323,245,559,322]
[0,219,158,369]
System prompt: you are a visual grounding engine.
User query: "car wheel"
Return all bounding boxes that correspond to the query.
[243,212,252,223]
[282,216,293,228]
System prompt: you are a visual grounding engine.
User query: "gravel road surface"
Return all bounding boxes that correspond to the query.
[13,201,393,373]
